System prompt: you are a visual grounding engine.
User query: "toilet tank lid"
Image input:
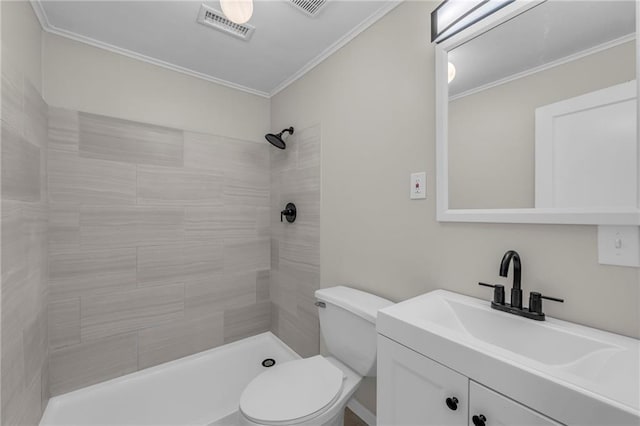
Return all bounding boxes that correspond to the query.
[315,286,394,323]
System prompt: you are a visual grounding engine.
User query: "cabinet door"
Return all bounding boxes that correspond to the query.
[377,335,468,426]
[469,381,563,426]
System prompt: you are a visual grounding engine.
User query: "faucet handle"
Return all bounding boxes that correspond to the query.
[478,282,505,305]
[280,202,297,223]
[528,292,564,314]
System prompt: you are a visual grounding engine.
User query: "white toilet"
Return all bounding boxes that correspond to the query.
[238,286,393,426]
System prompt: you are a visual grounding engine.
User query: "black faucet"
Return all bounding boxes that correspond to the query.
[499,250,522,309]
[478,250,564,321]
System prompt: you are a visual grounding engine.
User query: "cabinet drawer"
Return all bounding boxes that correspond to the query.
[469,381,564,426]
[378,335,468,426]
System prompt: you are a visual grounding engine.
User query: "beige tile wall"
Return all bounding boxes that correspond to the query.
[47,109,272,396]
[1,70,50,424]
[270,125,321,357]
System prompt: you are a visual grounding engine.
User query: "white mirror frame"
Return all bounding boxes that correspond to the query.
[435,0,640,225]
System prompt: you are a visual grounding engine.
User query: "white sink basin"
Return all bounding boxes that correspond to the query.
[416,292,623,367]
[377,290,640,425]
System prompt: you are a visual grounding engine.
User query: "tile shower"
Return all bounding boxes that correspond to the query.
[46,109,272,396]
[2,72,50,425]
[2,74,322,423]
[270,125,322,358]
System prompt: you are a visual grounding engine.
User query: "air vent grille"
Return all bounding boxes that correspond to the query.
[289,0,328,17]
[197,4,255,41]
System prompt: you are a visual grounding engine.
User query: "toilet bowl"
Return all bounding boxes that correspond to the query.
[238,356,360,426]
[238,286,393,426]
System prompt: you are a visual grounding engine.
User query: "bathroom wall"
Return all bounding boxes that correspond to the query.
[270,0,640,413]
[1,1,49,424]
[270,125,321,357]
[47,109,271,396]
[43,33,270,143]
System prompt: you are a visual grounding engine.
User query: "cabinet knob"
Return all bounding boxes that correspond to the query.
[472,414,487,426]
[445,397,458,411]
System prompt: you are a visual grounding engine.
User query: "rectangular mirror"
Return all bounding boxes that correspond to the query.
[435,0,640,225]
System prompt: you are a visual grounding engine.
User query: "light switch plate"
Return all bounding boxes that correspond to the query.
[597,226,640,267]
[410,172,426,199]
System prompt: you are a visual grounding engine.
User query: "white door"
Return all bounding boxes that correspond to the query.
[535,80,637,208]
[377,335,468,426]
[468,381,563,426]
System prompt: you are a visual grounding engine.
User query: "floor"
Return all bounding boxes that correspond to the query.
[344,407,368,426]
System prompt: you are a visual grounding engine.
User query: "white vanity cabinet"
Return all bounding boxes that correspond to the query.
[468,381,562,426]
[376,291,640,425]
[377,335,468,425]
[377,335,563,426]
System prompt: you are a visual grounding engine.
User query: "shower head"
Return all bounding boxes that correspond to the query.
[265,127,294,149]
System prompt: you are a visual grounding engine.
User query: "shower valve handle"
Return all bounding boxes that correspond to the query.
[280,203,297,223]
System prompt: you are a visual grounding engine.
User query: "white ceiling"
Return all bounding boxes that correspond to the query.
[448,0,636,97]
[33,0,399,97]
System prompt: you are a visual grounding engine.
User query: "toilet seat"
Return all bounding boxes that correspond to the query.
[239,356,345,425]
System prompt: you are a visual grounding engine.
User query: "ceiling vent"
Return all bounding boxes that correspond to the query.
[196,4,255,41]
[289,0,328,17]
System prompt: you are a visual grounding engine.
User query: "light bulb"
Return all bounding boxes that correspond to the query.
[448,61,456,83]
[220,0,253,24]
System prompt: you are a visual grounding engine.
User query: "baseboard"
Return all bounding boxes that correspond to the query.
[347,398,376,426]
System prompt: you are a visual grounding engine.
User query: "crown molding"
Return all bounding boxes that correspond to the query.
[30,0,51,29]
[269,0,402,97]
[450,32,637,101]
[30,0,401,100]
[30,0,270,98]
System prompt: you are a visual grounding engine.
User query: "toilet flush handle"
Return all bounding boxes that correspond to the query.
[314,301,326,308]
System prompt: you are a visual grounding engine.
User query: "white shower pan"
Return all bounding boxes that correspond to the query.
[40,332,300,426]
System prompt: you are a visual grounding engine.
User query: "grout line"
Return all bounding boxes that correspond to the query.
[135,329,140,371]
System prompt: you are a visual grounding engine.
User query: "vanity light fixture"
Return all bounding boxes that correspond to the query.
[448,61,456,83]
[431,0,515,43]
[220,0,254,24]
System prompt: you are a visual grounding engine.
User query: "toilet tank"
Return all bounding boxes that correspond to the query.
[315,286,393,377]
